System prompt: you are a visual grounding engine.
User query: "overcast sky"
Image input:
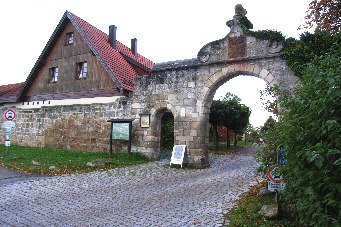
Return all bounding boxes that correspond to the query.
[0,0,313,127]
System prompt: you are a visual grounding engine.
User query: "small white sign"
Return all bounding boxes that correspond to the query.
[180,108,186,117]
[267,181,286,192]
[4,140,10,147]
[3,121,15,129]
[170,145,187,168]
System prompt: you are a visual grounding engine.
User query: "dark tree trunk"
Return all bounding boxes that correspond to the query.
[234,133,238,146]
[226,128,230,149]
[214,124,218,152]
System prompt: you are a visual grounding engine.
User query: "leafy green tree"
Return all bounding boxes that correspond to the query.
[209,100,225,152]
[247,125,260,143]
[257,116,279,174]
[210,92,251,150]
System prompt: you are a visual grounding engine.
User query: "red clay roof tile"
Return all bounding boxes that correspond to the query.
[0,82,24,98]
[69,12,154,91]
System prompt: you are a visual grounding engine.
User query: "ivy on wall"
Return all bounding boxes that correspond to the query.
[237,13,285,42]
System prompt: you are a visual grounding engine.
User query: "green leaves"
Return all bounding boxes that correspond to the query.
[259,30,341,226]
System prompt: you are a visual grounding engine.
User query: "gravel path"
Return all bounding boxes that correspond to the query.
[0,146,262,226]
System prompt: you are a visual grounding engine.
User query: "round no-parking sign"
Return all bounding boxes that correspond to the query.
[4,110,16,121]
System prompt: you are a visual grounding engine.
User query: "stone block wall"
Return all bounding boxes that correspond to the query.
[131,49,297,167]
[0,98,132,153]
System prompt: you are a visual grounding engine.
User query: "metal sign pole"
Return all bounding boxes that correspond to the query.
[128,121,132,155]
[110,122,113,155]
[275,147,279,203]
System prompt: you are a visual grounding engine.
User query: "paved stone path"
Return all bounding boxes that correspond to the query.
[0,166,48,186]
[0,146,262,226]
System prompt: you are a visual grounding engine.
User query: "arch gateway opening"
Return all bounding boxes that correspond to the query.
[131,4,297,168]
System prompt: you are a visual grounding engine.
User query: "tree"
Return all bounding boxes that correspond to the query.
[229,103,251,146]
[209,100,225,152]
[209,93,251,150]
[302,0,341,33]
[247,124,260,143]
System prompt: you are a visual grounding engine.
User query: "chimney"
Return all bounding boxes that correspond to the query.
[131,38,137,57]
[108,25,117,50]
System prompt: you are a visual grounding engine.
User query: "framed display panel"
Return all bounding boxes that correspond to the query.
[112,122,130,140]
[140,114,150,128]
[107,119,133,154]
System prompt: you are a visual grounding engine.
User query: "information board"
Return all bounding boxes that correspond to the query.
[112,123,130,140]
[170,145,187,168]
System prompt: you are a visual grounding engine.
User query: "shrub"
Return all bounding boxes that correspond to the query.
[259,32,341,226]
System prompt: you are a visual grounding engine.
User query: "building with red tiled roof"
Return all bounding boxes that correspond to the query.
[0,83,24,104]
[0,11,156,153]
[0,11,154,107]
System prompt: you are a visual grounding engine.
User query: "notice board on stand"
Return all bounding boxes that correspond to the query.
[107,119,133,154]
[170,145,188,168]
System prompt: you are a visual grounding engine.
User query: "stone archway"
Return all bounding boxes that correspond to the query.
[131,4,297,168]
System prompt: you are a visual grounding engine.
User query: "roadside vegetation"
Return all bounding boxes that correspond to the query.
[226,181,300,226]
[234,0,341,225]
[0,145,150,175]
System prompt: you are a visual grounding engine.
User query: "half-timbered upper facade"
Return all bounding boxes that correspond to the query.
[0,11,154,108]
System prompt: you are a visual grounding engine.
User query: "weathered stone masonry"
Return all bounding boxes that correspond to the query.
[0,98,131,153]
[1,5,298,168]
[130,5,298,167]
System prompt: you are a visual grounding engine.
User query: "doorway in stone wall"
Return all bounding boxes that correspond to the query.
[159,110,174,161]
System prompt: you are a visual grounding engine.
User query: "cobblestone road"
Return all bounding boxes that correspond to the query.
[0,146,262,226]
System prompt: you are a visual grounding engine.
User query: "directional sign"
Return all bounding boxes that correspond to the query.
[281,150,287,166]
[4,110,16,121]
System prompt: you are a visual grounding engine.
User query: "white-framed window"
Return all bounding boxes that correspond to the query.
[50,67,58,83]
[77,62,87,79]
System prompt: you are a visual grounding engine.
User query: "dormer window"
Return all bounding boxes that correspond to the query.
[50,67,58,83]
[77,62,87,79]
[66,32,74,44]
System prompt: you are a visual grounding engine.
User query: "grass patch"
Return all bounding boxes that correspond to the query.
[225,181,301,226]
[0,145,151,175]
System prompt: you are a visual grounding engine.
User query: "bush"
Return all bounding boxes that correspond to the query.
[260,32,341,226]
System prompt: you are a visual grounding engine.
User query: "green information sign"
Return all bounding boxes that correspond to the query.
[112,123,130,140]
